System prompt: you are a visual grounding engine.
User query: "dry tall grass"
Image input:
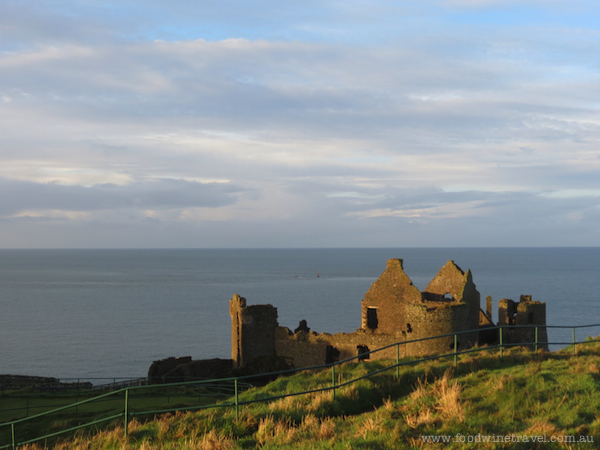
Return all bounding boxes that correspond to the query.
[251,411,337,446]
[406,369,464,428]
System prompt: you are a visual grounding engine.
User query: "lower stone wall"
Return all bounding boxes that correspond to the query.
[275,327,423,368]
[325,330,401,361]
[275,328,328,368]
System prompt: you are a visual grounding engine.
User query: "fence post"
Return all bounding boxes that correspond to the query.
[500,327,503,360]
[331,365,336,400]
[573,327,576,355]
[234,379,239,421]
[535,326,538,353]
[11,423,15,450]
[396,343,400,379]
[454,334,458,366]
[124,389,129,438]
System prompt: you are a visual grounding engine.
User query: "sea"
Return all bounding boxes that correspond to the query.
[1,248,599,382]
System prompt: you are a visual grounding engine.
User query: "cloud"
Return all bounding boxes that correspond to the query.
[0,177,244,217]
[0,2,599,247]
[2,37,598,170]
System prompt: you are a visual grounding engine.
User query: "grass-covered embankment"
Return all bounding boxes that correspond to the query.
[14,341,600,449]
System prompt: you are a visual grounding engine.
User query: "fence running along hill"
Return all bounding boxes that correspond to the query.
[1,323,599,450]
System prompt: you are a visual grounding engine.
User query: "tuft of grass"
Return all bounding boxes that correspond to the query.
[405,369,463,429]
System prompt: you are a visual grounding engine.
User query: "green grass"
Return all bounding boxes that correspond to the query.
[1,388,226,422]
[0,386,223,448]
[5,341,600,449]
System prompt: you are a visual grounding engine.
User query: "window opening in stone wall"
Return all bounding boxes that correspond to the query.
[443,292,453,300]
[529,312,534,324]
[366,308,378,330]
[325,345,340,364]
[406,323,413,333]
[357,345,370,361]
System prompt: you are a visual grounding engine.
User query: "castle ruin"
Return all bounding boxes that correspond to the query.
[229,258,548,369]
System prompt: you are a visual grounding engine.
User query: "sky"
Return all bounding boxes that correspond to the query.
[1,0,599,248]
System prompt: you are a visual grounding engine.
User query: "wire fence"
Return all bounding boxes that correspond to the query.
[2,323,600,450]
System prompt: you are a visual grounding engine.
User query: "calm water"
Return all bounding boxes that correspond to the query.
[1,248,599,380]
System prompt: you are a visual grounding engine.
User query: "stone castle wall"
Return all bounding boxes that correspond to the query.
[275,327,401,368]
[360,259,421,336]
[404,302,477,356]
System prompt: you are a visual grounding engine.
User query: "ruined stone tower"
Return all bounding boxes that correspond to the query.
[498,295,548,350]
[229,294,278,368]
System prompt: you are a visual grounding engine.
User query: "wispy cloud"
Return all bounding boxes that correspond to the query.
[0,177,244,217]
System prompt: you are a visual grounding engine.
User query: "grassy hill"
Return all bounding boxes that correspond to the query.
[12,341,600,449]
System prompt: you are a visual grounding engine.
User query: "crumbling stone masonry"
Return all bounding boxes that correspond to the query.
[229,259,548,369]
[498,295,548,350]
[361,259,480,356]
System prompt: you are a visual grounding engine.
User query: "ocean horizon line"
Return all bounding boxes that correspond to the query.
[0,246,599,251]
